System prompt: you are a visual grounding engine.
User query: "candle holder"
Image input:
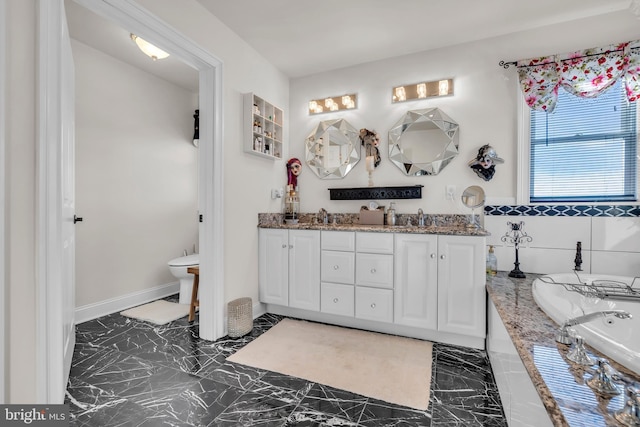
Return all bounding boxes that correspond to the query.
[501,221,532,278]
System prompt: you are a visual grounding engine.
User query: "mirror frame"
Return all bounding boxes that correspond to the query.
[388,107,459,176]
[305,118,360,179]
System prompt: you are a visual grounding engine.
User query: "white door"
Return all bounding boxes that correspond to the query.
[60,5,76,390]
[394,234,438,329]
[37,1,76,403]
[437,235,486,338]
[288,230,320,311]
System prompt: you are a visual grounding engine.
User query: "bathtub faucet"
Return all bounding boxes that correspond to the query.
[556,310,632,344]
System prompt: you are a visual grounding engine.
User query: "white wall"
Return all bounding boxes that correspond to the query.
[73,39,198,308]
[136,0,290,304]
[5,0,37,404]
[289,10,640,216]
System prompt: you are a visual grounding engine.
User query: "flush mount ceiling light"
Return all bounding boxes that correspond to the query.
[130,34,170,61]
[392,78,454,103]
[308,93,357,115]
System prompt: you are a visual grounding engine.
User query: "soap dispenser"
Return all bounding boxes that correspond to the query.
[486,245,497,277]
[387,202,396,226]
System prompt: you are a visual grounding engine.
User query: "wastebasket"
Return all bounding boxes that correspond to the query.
[227,297,253,338]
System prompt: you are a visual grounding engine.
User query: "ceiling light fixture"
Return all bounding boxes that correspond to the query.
[130,34,170,61]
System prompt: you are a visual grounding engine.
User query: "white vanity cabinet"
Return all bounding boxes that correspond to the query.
[394,234,486,338]
[259,226,486,349]
[436,235,486,338]
[258,228,320,310]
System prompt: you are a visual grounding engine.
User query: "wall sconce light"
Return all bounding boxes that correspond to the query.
[392,78,454,103]
[308,93,357,115]
[130,34,170,61]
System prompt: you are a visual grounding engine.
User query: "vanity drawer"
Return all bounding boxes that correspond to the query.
[356,232,394,254]
[355,286,393,323]
[321,250,355,284]
[356,253,393,288]
[321,282,354,317]
[322,231,355,251]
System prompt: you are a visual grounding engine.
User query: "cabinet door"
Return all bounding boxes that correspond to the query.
[258,228,289,305]
[437,235,486,338]
[394,234,438,329]
[289,230,321,311]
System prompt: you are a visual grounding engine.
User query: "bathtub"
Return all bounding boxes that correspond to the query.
[532,272,640,375]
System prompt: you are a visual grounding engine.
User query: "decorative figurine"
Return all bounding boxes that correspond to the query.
[359,128,381,186]
[468,144,504,181]
[284,158,302,224]
[501,221,533,278]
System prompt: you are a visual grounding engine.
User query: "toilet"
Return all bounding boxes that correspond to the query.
[168,254,199,304]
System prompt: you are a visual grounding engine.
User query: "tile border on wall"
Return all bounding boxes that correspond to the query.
[484,205,640,217]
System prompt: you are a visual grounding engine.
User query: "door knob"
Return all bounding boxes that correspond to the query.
[73,215,83,224]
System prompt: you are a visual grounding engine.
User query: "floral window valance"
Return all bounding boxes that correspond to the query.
[517,40,640,113]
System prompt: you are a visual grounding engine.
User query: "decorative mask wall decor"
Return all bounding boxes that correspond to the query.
[468,145,504,181]
[359,128,381,186]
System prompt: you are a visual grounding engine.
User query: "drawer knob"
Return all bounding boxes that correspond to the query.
[333,265,339,270]
[371,303,376,309]
[370,268,376,274]
[333,298,339,303]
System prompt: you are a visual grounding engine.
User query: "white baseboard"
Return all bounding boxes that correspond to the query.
[75,282,180,324]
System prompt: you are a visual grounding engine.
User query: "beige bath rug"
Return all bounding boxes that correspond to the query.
[227,318,433,410]
[120,300,190,325]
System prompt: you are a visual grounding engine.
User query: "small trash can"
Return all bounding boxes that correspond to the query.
[227,297,253,338]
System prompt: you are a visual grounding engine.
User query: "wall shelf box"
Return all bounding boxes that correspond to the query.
[243,92,283,160]
[328,185,423,200]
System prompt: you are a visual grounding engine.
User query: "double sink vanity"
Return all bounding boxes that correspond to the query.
[257,213,488,349]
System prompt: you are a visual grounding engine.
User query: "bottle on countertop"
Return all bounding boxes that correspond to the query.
[387,202,396,226]
[486,245,497,277]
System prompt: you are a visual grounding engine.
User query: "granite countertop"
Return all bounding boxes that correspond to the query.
[487,273,640,427]
[257,212,490,236]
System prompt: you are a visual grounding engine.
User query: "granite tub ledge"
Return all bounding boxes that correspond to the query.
[487,272,640,427]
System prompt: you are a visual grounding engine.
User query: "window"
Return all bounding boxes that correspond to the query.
[529,80,637,203]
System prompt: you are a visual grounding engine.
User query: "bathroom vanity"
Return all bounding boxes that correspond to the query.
[257,217,488,349]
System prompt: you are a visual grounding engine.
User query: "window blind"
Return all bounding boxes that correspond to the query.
[530,80,637,203]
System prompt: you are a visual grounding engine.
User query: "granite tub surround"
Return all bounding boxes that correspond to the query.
[486,273,640,427]
[66,295,508,426]
[258,212,489,236]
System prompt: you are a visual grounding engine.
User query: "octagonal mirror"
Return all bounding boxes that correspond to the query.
[388,108,459,176]
[305,118,360,179]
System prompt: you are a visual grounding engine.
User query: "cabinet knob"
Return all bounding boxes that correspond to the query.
[440,254,446,260]
[333,265,339,270]
[370,268,376,274]
[289,245,293,249]
[371,303,376,309]
[333,298,339,303]
[282,244,287,248]
[430,253,436,259]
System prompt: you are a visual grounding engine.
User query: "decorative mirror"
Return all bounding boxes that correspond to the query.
[388,108,459,176]
[461,185,485,229]
[305,119,360,179]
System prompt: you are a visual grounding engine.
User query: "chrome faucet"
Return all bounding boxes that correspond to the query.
[318,208,328,224]
[417,208,425,227]
[556,310,632,344]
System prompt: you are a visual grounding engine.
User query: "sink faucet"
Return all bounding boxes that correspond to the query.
[318,208,328,224]
[556,310,632,344]
[417,208,425,227]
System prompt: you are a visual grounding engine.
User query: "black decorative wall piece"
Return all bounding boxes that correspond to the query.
[329,185,423,200]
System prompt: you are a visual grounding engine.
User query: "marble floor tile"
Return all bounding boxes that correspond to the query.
[66,297,507,426]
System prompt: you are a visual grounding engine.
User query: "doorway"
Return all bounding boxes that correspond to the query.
[37,0,225,403]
